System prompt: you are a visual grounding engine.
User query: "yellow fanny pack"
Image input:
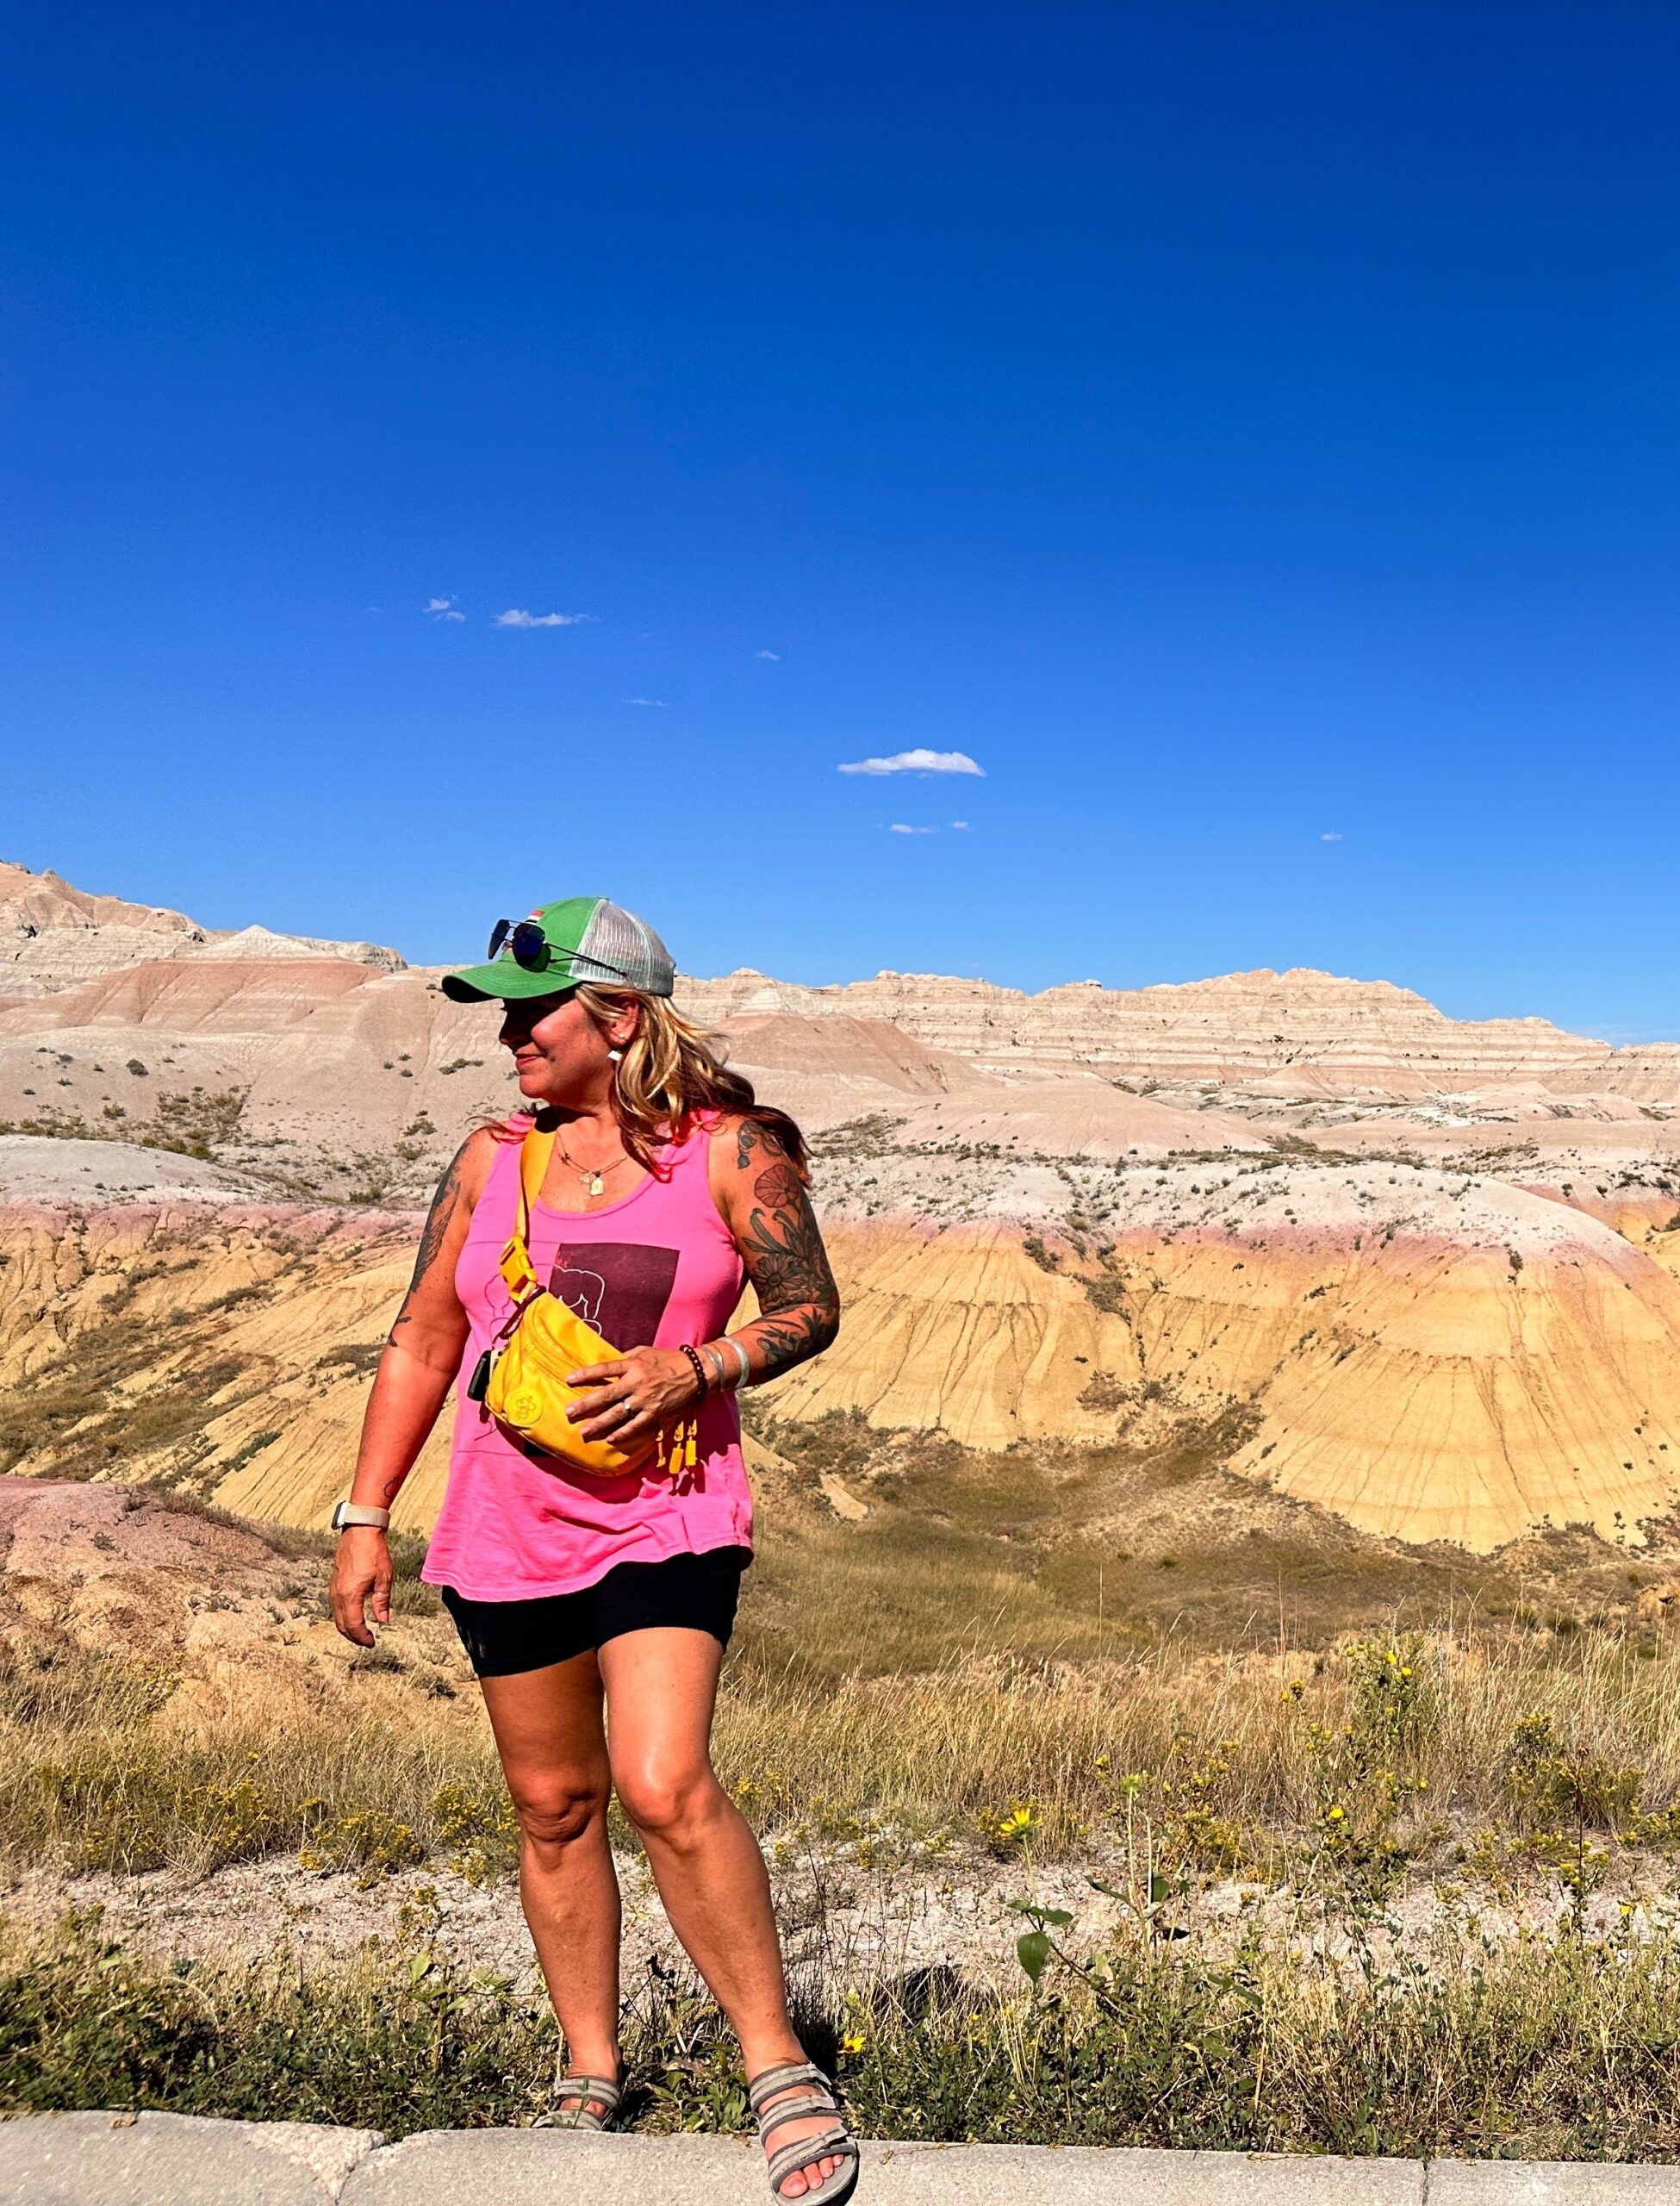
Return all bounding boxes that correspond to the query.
[470,1126,699,1480]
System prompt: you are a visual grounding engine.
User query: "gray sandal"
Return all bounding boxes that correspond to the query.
[748,2060,860,2205]
[544,2071,624,2131]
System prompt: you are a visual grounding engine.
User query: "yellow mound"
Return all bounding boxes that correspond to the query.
[8,1178,1680,1555]
[760,1216,1680,1550]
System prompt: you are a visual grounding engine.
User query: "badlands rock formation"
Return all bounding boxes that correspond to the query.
[683,965,1680,1101]
[792,1155,1680,1548]
[0,860,401,1000]
[0,1200,808,1546]
[6,1161,1677,1552]
[2,858,1678,1556]
[0,1199,452,1536]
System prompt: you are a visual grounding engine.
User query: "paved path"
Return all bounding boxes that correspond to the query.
[4,2114,1680,2204]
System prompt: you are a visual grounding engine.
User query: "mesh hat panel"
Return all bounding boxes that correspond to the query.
[576,900,675,996]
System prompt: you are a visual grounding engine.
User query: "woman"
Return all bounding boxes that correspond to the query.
[328,896,856,2206]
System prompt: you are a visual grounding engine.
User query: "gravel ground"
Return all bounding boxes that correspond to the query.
[10,1834,1680,2010]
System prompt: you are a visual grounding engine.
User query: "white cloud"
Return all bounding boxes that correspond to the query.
[889,823,939,835]
[624,697,666,707]
[1321,831,1344,842]
[838,747,984,777]
[494,608,594,628]
[951,819,971,831]
[426,596,465,623]
[757,649,781,660]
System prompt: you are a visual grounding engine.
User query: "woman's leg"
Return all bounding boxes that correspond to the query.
[599,1627,846,2200]
[479,1648,620,2116]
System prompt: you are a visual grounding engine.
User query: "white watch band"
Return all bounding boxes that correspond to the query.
[333,1500,390,1530]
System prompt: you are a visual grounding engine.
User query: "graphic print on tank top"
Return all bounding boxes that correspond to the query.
[548,1243,680,1349]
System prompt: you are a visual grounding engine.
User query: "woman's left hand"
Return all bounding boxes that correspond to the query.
[564,1346,702,1443]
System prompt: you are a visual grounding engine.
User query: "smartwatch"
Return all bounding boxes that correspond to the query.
[332,1500,391,1531]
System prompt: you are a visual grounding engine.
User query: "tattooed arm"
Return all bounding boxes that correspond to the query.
[331,1127,497,1645]
[706,1115,841,1386]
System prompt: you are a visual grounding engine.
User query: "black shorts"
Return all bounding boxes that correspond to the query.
[440,1546,751,1679]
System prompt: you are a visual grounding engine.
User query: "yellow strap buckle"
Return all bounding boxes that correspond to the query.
[500,1236,540,1303]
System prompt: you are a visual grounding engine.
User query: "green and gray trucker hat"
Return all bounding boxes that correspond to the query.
[441,897,676,1002]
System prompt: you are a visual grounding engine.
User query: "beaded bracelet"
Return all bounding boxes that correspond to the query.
[678,1343,710,1400]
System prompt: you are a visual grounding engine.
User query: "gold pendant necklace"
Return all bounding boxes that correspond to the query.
[556,1139,633,1199]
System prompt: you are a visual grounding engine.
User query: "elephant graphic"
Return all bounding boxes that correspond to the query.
[545,1243,680,1350]
[549,1258,607,1328]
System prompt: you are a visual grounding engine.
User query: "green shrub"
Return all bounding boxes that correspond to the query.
[13,1913,1680,2159]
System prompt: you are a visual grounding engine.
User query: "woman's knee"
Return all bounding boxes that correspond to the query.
[611,1755,722,1845]
[507,1775,609,1855]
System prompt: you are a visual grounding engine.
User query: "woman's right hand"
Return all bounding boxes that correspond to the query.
[329,1527,394,1647]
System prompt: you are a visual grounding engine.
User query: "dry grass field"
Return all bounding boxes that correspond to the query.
[9,1459,1680,2154]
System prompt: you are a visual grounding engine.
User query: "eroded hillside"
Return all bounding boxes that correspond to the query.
[3,858,1679,1555]
[5,1133,1679,1551]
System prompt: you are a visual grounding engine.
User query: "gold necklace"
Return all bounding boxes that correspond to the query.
[555,1137,635,1199]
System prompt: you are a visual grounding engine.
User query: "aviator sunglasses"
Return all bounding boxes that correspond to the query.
[487,916,551,966]
[486,918,632,985]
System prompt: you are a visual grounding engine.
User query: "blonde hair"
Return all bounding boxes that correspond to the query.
[574,985,809,1181]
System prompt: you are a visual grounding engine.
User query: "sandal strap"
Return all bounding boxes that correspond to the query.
[748,2060,831,2115]
[757,2091,840,2140]
[766,2124,855,2190]
[552,2073,622,2127]
[557,2072,622,2105]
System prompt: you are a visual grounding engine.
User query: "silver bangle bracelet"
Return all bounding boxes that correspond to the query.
[723,1335,751,1388]
[701,1343,729,1393]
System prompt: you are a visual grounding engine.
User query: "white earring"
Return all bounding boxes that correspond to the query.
[608,1048,623,1062]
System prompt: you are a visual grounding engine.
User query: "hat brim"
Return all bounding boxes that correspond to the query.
[439,963,582,1003]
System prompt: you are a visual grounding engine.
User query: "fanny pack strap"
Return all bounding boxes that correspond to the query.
[490,1119,701,1478]
[500,1124,556,1303]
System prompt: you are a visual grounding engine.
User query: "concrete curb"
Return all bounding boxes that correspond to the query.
[0,2113,383,2203]
[3,2114,1680,2203]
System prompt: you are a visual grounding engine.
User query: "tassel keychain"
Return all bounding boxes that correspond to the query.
[652,1417,700,1477]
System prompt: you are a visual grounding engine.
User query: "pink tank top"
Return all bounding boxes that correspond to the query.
[420,1112,753,1601]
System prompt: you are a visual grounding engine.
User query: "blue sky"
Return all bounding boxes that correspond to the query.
[3,3,1677,1038]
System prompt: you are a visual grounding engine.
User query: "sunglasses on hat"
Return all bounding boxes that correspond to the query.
[487,917,550,965]
[485,915,635,985]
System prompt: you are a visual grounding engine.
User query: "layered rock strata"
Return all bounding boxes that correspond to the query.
[0,861,401,1000]
[7,1146,1679,1552]
[680,966,1680,1100]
